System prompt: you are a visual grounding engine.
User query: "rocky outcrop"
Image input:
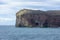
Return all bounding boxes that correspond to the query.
[16,9,60,27]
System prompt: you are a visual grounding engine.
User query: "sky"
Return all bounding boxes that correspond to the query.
[0,0,60,25]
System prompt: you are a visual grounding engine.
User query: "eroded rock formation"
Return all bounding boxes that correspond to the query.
[16,9,60,27]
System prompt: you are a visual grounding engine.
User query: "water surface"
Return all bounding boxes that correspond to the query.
[0,26,60,40]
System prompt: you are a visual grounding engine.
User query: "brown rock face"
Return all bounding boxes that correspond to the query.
[16,9,60,27]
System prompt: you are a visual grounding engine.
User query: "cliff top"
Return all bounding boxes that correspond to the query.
[16,9,45,16]
[16,9,60,16]
[47,10,60,15]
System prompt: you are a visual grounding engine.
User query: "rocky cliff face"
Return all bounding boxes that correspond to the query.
[46,10,60,27]
[16,9,60,27]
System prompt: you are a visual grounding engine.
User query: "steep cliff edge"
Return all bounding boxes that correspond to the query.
[16,9,60,27]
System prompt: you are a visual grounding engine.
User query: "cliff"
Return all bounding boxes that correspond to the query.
[16,9,60,27]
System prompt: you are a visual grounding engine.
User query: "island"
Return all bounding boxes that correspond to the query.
[16,9,60,28]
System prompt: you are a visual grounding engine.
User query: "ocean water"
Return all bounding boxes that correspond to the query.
[0,26,60,40]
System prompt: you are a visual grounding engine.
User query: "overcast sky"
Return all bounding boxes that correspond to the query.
[0,0,60,25]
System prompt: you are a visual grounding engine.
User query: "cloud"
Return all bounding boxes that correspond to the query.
[20,2,52,7]
[12,1,60,10]
[0,17,15,22]
[0,0,60,8]
[13,0,48,2]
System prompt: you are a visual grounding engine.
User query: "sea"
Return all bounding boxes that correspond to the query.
[0,26,60,40]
